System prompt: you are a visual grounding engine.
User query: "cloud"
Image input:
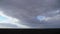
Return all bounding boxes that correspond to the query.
[0,11,30,28]
[0,0,60,28]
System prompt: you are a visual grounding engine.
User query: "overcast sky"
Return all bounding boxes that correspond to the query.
[0,0,60,28]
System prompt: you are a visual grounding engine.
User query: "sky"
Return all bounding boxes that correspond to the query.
[0,11,18,28]
[0,11,30,28]
[0,0,60,28]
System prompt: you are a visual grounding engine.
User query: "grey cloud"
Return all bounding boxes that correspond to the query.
[0,0,60,28]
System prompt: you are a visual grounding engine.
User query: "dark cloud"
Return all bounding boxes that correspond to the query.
[0,0,60,28]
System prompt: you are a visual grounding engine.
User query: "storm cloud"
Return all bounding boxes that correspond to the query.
[0,0,60,28]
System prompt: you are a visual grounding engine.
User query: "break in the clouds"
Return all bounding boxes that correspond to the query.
[0,11,30,28]
[0,0,60,28]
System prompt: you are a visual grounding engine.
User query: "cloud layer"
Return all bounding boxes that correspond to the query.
[0,0,60,28]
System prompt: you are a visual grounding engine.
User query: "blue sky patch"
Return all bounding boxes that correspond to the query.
[0,16,8,21]
[37,15,46,21]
